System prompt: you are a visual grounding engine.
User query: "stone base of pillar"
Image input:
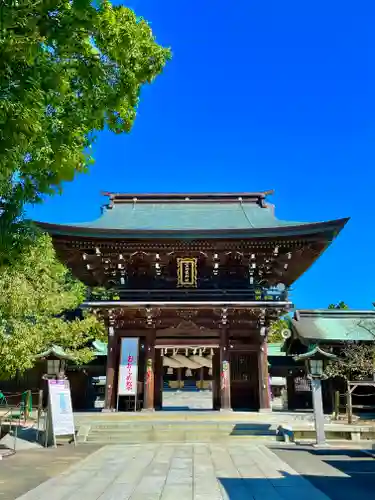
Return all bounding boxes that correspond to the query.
[141,408,155,413]
[258,408,272,413]
[101,408,116,413]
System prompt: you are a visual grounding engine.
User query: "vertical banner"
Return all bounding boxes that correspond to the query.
[118,337,139,396]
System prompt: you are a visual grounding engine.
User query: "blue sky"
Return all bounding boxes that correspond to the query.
[27,0,375,310]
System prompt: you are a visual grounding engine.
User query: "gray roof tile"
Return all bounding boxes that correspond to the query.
[72,201,304,231]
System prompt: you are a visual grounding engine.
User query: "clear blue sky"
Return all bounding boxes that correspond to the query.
[27,0,375,310]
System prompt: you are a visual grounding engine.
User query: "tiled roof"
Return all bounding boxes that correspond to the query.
[36,341,108,359]
[267,343,286,356]
[37,192,349,238]
[291,310,375,344]
[92,340,108,356]
[73,201,304,231]
[36,345,75,360]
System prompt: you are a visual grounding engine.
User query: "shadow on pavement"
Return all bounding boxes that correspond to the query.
[267,446,375,500]
[220,460,375,499]
[230,423,274,437]
[220,472,323,499]
[278,447,373,458]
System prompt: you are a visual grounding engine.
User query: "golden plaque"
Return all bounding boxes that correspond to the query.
[177,258,197,287]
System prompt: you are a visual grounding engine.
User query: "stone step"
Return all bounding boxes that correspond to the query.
[85,431,277,444]
[74,413,326,426]
[83,422,277,432]
[73,411,329,445]
[88,428,275,436]
[78,420,277,444]
[74,417,287,427]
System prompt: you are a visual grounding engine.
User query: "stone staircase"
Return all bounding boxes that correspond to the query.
[74,410,326,445]
[77,421,277,444]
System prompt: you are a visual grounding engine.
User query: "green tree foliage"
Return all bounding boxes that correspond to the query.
[328,301,349,309]
[0,204,38,265]
[268,318,290,343]
[0,0,171,227]
[0,233,105,379]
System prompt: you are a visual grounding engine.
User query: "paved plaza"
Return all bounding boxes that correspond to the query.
[6,442,374,500]
[0,441,372,500]
[162,390,213,410]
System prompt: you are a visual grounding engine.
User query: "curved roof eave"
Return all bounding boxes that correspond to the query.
[35,217,349,240]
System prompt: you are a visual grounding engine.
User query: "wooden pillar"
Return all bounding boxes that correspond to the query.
[154,349,163,410]
[212,348,221,410]
[199,367,204,390]
[220,328,232,411]
[177,367,182,390]
[104,321,117,411]
[258,340,271,412]
[143,332,156,411]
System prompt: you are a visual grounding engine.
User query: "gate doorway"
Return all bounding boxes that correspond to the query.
[156,346,218,411]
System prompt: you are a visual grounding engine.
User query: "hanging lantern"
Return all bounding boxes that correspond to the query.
[185,368,192,377]
[167,367,173,375]
[208,368,212,376]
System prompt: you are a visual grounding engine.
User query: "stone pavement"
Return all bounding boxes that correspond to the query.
[0,445,100,500]
[14,443,332,500]
[162,390,213,410]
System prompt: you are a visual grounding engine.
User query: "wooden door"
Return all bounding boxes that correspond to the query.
[230,352,259,410]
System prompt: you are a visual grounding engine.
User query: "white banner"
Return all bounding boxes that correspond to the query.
[47,379,75,437]
[118,337,139,396]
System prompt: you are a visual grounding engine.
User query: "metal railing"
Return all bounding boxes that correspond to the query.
[0,390,43,455]
[0,390,34,416]
[0,405,22,454]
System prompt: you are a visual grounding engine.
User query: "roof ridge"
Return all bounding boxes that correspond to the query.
[102,191,274,205]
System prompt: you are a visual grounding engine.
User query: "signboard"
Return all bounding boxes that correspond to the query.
[118,337,139,396]
[46,379,75,447]
[177,258,197,287]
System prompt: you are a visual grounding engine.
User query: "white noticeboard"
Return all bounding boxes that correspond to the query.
[117,337,139,398]
[46,379,75,447]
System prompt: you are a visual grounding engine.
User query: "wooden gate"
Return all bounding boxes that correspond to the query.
[230,352,259,410]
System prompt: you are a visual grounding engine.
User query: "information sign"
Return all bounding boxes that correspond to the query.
[46,379,75,447]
